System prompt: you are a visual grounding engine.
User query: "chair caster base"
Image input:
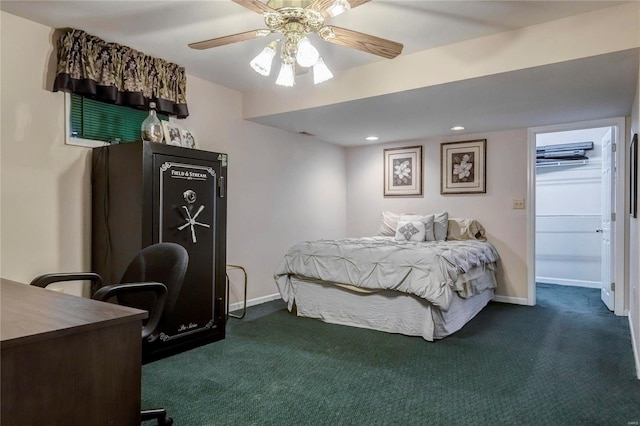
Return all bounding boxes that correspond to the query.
[141,408,172,425]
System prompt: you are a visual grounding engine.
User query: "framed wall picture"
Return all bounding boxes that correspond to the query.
[162,121,183,147]
[631,133,638,218]
[383,145,423,196]
[441,139,486,194]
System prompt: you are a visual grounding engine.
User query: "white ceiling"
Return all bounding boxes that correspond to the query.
[1,1,637,146]
[253,49,639,145]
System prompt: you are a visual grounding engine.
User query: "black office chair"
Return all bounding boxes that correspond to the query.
[31,242,189,426]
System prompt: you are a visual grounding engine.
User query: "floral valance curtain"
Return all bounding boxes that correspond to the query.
[53,29,189,118]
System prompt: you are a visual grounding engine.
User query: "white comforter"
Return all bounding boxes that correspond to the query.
[274,237,499,311]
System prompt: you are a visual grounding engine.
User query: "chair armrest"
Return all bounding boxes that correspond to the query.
[93,282,168,340]
[30,273,103,295]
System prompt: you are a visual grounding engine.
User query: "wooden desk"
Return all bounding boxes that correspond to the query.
[1,278,147,425]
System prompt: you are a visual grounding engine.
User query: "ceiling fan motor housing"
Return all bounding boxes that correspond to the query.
[266,0,314,9]
[264,8,325,33]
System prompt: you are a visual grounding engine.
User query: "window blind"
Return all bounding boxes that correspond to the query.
[70,94,168,143]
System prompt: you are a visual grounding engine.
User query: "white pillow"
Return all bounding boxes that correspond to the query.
[433,211,449,241]
[377,211,404,236]
[447,218,487,241]
[395,221,426,241]
[401,214,435,241]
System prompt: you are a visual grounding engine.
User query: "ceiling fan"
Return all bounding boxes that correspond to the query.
[188,0,404,86]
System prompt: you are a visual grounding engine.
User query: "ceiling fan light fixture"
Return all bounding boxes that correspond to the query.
[326,0,351,17]
[276,62,296,87]
[313,57,333,84]
[190,0,404,88]
[250,41,278,76]
[296,37,320,68]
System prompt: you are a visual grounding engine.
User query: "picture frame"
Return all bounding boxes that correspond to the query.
[631,133,638,218]
[441,139,486,194]
[162,121,183,147]
[383,145,423,197]
[181,129,196,149]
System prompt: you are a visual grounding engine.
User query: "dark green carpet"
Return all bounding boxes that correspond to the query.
[142,285,640,425]
[536,282,610,315]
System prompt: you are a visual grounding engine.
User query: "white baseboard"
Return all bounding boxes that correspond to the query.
[535,276,600,288]
[629,313,640,380]
[228,293,281,312]
[237,293,531,308]
[492,294,530,305]
[231,293,530,309]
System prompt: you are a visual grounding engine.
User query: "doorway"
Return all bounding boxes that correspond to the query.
[535,126,610,310]
[527,118,626,316]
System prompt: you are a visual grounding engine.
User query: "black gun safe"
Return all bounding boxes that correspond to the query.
[92,141,227,362]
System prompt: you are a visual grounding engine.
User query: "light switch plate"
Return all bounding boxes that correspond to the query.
[513,199,525,209]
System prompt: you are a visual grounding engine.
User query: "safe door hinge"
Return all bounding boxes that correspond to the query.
[612,143,617,153]
[611,212,616,222]
[611,282,615,292]
[218,176,225,198]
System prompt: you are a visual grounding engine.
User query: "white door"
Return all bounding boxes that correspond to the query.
[600,128,614,310]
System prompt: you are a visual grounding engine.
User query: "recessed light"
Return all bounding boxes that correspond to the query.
[451,126,465,131]
[366,136,379,141]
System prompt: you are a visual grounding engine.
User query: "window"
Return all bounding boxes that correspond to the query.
[66,93,168,147]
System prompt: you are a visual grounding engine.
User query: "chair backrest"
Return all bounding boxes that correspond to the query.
[117,242,189,328]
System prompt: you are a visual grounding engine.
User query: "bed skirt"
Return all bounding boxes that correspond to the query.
[286,267,496,341]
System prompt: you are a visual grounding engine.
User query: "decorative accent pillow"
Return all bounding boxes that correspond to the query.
[447,218,487,241]
[401,214,435,241]
[395,221,426,241]
[377,211,405,236]
[433,211,449,241]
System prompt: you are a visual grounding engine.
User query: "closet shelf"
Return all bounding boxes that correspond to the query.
[536,159,588,168]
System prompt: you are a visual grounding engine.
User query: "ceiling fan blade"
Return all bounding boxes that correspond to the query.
[323,26,403,59]
[232,0,275,14]
[188,30,270,50]
[307,0,371,17]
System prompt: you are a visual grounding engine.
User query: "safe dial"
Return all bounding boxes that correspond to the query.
[183,189,197,204]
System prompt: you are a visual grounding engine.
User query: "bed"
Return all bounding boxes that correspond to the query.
[274,214,499,341]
